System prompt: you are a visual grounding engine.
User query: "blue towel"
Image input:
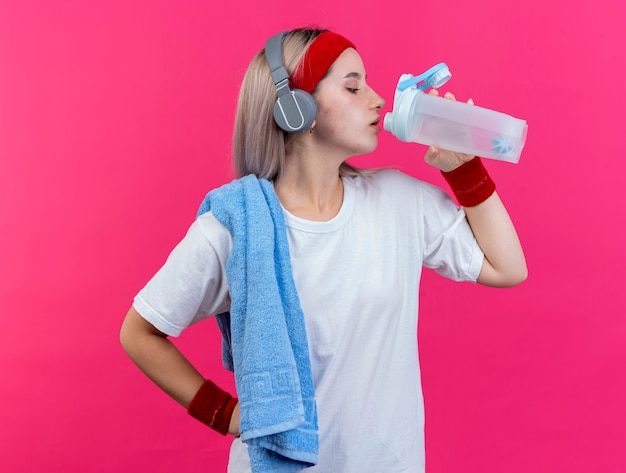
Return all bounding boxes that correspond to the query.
[197,175,319,473]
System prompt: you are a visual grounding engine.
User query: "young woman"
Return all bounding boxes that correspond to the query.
[120,27,527,473]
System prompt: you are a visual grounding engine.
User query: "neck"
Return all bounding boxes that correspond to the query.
[274,149,345,221]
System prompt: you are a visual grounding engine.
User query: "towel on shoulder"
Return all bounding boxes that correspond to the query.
[198,174,319,473]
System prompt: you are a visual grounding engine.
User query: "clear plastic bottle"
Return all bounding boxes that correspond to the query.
[383,72,528,164]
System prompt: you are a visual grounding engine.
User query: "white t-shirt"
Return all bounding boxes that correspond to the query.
[134,169,484,473]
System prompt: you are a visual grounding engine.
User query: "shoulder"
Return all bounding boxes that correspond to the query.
[194,212,233,256]
[160,212,232,270]
[348,169,451,203]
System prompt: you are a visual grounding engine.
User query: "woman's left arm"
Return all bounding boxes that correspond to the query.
[424,90,527,288]
[430,151,528,287]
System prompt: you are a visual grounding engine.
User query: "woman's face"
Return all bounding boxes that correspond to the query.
[312,48,385,158]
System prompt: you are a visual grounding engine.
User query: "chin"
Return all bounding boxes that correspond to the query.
[360,139,379,155]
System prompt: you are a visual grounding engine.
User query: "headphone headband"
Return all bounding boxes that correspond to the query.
[265,32,290,96]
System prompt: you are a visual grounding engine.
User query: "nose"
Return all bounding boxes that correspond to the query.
[370,87,385,109]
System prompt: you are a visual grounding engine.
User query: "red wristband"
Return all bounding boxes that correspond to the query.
[187,379,238,435]
[441,158,496,207]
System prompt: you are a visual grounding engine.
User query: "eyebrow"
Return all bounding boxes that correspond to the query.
[343,72,366,79]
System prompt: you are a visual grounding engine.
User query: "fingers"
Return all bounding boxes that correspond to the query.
[429,89,475,105]
[425,145,440,164]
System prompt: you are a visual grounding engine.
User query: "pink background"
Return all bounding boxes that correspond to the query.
[1,1,625,472]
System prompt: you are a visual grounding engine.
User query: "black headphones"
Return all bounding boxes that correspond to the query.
[264,31,317,133]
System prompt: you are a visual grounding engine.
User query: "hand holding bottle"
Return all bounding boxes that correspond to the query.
[423,89,478,172]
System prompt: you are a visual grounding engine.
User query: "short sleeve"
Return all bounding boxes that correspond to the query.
[133,212,232,336]
[419,181,484,282]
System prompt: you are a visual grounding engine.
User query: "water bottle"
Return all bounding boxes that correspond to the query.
[383,64,528,164]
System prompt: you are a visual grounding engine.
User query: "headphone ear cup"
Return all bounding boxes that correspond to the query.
[292,89,317,130]
[273,89,317,133]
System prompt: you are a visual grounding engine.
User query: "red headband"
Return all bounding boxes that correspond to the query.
[290,31,356,94]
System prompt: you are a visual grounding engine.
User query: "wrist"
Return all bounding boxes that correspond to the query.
[187,379,238,436]
[441,157,496,207]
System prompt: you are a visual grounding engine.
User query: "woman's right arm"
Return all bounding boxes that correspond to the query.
[119,305,240,435]
[120,305,205,408]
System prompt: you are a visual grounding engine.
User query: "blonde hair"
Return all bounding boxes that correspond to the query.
[233,28,370,180]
